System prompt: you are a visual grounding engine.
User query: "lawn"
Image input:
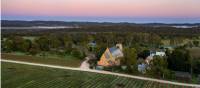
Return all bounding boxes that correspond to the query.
[2,62,193,88]
[1,53,83,67]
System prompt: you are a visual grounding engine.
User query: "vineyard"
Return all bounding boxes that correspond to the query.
[2,62,195,88]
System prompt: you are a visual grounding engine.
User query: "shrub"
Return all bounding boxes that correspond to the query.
[71,49,85,59]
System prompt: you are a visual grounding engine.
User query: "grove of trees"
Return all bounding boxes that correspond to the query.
[2,30,200,83]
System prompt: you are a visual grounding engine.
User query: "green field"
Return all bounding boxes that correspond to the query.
[2,62,194,88]
[2,53,82,67]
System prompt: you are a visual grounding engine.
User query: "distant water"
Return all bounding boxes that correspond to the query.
[2,26,79,29]
[2,16,200,23]
[171,26,198,28]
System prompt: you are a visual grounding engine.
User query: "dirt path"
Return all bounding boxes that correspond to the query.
[80,57,90,69]
[1,59,200,88]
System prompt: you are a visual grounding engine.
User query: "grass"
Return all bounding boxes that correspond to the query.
[23,36,36,41]
[2,62,193,88]
[1,53,83,67]
[161,39,191,46]
[188,47,200,58]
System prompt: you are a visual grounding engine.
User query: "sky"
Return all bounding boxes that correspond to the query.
[1,0,200,23]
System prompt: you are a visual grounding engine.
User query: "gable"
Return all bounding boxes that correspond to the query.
[98,46,123,66]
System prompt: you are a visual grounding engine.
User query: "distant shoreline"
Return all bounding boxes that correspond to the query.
[1,26,79,29]
[2,17,200,24]
[1,20,200,25]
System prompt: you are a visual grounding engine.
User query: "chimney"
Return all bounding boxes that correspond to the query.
[116,44,123,51]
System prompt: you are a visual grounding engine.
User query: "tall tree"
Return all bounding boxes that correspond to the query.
[35,36,50,51]
[193,40,199,47]
[29,43,40,55]
[167,47,191,72]
[21,39,32,52]
[123,48,138,73]
[148,56,170,78]
[3,39,14,52]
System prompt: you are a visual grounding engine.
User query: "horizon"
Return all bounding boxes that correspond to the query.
[2,0,200,23]
[2,16,200,24]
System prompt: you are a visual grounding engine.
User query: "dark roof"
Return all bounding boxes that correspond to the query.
[109,47,123,58]
[174,71,191,78]
[109,47,118,53]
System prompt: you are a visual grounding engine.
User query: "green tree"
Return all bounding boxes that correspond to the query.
[192,58,200,74]
[49,35,62,49]
[167,47,191,72]
[61,35,73,53]
[93,43,107,60]
[71,49,85,59]
[193,40,199,47]
[148,56,171,79]
[21,39,32,52]
[12,36,24,51]
[3,39,14,52]
[123,48,138,73]
[29,43,40,55]
[149,33,161,47]
[35,36,50,51]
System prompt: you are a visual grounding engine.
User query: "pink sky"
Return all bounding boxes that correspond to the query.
[2,0,200,18]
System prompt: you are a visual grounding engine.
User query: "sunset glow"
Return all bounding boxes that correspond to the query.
[2,0,200,22]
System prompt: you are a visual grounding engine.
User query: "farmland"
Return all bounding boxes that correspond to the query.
[1,53,82,67]
[2,62,194,88]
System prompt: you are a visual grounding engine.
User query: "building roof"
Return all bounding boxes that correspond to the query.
[174,71,191,78]
[88,42,96,47]
[109,47,123,58]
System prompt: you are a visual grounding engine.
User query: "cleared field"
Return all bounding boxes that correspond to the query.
[23,36,36,41]
[161,39,191,46]
[2,62,194,88]
[188,47,200,58]
[1,53,82,67]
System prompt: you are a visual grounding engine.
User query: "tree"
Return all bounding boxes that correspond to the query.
[35,36,50,51]
[193,40,199,47]
[12,36,24,51]
[93,43,107,60]
[167,47,191,72]
[29,43,40,55]
[138,50,150,59]
[71,49,85,59]
[3,36,33,52]
[21,39,32,52]
[64,42,73,54]
[60,35,73,53]
[49,35,62,49]
[148,56,171,79]
[192,58,200,74]
[123,48,138,73]
[3,39,15,52]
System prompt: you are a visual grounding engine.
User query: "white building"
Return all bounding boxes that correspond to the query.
[150,50,166,57]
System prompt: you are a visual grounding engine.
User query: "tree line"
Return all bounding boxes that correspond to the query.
[2,32,200,82]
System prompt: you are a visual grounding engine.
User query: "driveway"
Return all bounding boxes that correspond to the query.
[80,57,90,69]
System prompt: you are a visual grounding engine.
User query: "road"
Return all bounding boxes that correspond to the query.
[1,59,200,88]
